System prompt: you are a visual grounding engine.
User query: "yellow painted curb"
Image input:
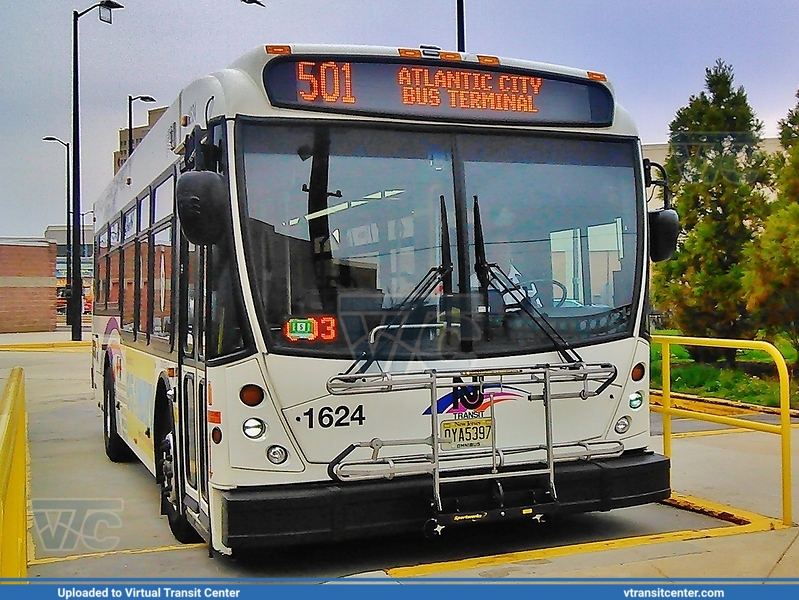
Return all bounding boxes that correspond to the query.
[27,543,206,566]
[386,493,787,578]
[0,342,91,352]
[650,390,799,419]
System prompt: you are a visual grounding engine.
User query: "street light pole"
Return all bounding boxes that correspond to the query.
[456,0,465,52]
[72,1,124,341]
[42,136,72,324]
[127,94,156,163]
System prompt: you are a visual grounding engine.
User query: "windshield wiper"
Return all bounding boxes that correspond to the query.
[343,195,454,375]
[473,195,582,364]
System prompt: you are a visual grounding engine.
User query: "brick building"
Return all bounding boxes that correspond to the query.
[0,239,57,333]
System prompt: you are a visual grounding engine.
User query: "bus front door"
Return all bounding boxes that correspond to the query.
[178,238,211,539]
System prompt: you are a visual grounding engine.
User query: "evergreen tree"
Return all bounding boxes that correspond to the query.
[742,92,799,373]
[778,88,799,150]
[652,60,771,362]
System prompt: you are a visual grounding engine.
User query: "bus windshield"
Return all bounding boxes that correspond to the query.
[239,121,640,360]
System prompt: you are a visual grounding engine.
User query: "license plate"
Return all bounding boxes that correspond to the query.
[440,418,493,450]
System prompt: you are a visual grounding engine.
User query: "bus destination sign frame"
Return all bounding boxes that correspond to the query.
[263,56,614,126]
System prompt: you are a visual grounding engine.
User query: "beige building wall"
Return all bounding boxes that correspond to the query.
[113,106,168,174]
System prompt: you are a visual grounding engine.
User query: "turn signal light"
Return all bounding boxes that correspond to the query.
[631,362,646,381]
[211,427,222,444]
[240,384,265,407]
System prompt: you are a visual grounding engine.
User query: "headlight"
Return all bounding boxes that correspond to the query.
[242,418,267,440]
[614,416,631,434]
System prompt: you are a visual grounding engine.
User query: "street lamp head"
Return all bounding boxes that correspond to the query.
[43,136,69,148]
[98,1,124,24]
[136,95,157,103]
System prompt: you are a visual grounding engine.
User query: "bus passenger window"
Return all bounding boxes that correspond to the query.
[152,226,173,340]
[96,255,108,310]
[139,195,151,231]
[110,220,121,246]
[123,208,136,241]
[154,177,174,224]
[138,235,151,336]
[122,244,136,331]
[108,250,120,311]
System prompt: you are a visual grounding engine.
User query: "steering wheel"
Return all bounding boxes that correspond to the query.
[525,279,568,308]
[551,279,567,307]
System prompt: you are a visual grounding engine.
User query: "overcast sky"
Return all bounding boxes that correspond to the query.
[1,0,797,238]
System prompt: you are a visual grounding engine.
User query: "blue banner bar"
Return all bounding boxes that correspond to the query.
[0,582,797,600]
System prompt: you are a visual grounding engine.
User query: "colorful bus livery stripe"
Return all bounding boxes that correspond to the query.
[423,384,528,415]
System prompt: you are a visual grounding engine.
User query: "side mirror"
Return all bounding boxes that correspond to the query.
[176,171,227,246]
[648,208,680,262]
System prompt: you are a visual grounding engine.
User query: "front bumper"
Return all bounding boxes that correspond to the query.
[221,450,670,548]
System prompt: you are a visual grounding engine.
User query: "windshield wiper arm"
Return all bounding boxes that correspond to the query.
[473,195,582,364]
[343,196,454,375]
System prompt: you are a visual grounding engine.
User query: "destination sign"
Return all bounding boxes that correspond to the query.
[263,57,614,125]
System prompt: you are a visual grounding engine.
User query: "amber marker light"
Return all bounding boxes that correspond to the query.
[439,51,462,61]
[240,384,265,407]
[266,45,291,55]
[477,55,500,65]
[587,71,607,82]
[399,48,422,58]
[631,362,646,382]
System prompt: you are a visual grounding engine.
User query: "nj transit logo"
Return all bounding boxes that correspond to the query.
[423,384,527,415]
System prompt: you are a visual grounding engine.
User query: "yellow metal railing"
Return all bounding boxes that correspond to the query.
[0,367,27,578]
[651,335,793,526]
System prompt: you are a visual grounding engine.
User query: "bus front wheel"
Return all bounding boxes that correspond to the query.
[159,409,202,544]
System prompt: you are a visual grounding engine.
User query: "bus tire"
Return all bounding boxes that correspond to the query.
[159,408,202,544]
[103,365,134,463]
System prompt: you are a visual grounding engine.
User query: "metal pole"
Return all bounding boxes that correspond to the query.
[127,94,133,161]
[456,0,465,52]
[65,143,73,326]
[71,9,83,340]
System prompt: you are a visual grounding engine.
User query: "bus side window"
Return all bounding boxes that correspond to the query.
[137,234,151,337]
[96,255,108,310]
[108,249,120,311]
[207,243,246,360]
[122,243,136,331]
[154,177,174,224]
[139,195,151,231]
[96,229,109,310]
[152,225,173,340]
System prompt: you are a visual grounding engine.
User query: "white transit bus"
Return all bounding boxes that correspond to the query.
[92,44,679,553]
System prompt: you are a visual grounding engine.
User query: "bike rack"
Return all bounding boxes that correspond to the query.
[327,362,621,524]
